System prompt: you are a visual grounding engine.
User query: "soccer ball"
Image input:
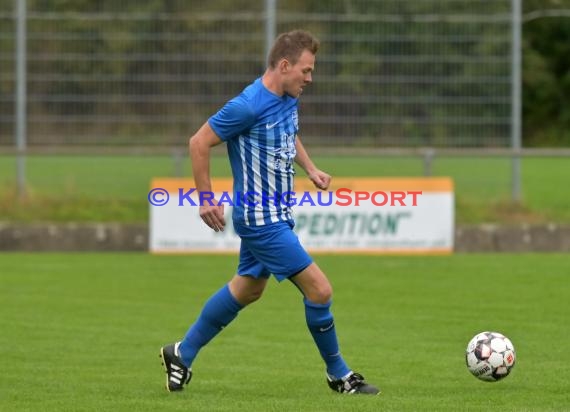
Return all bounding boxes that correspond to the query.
[465,331,516,382]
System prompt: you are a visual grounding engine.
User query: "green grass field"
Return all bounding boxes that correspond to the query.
[1,253,568,411]
[0,155,568,223]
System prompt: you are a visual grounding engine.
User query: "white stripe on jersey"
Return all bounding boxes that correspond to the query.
[266,127,280,224]
[250,140,264,226]
[280,141,290,222]
[240,135,265,226]
[239,137,249,225]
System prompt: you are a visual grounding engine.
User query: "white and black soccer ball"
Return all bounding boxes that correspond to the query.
[465,331,516,382]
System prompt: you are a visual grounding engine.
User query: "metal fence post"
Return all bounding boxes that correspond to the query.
[172,148,184,177]
[511,0,522,202]
[15,0,27,199]
[264,0,277,65]
[423,148,435,177]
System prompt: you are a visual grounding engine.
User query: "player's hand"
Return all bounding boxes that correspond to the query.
[199,202,225,232]
[309,169,331,190]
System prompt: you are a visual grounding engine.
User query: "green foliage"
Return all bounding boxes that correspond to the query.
[1,1,569,146]
[522,1,570,146]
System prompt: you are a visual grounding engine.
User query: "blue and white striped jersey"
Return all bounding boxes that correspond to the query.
[208,78,299,227]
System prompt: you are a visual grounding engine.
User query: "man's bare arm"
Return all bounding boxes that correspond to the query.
[189,122,226,231]
[295,136,331,190]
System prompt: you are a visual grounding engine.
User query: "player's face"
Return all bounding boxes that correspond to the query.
[284,49,315,98]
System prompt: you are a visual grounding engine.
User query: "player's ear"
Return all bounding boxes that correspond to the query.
[278,58,290,74]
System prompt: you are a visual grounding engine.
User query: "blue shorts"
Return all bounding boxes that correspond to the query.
[233,220,313,282]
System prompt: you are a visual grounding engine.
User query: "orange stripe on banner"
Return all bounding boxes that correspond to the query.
[295,177,453,192]
[307,248,453,255]
[150,248,453,256]
[151,178,234,192]
[151,177,453,193]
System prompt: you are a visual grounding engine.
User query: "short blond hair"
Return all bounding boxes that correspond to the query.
[267,30,320,69]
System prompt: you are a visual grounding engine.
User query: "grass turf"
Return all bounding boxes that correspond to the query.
[1,253,568,411]
[0,155,568,223]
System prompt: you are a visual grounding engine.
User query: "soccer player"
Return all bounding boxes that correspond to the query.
[160,29,379,395]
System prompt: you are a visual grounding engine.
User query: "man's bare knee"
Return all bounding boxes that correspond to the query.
[292,263,334,304]
[245,287,264,304]
[305,283,333,304]
[229,275,267,306]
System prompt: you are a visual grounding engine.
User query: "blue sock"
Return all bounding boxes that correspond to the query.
[178,284,243,367]
[304,298,351,380]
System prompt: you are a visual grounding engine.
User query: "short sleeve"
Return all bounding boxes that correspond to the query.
[208,96,256,142]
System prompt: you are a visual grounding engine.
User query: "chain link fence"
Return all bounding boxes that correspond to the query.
[0,0,513,149]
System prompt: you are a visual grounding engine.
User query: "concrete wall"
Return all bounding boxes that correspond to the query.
[455,224,570,253]
[0,223,148,252]
[1,222,569,252]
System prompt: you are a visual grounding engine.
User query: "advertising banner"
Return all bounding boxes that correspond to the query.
[149,177,454,254]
